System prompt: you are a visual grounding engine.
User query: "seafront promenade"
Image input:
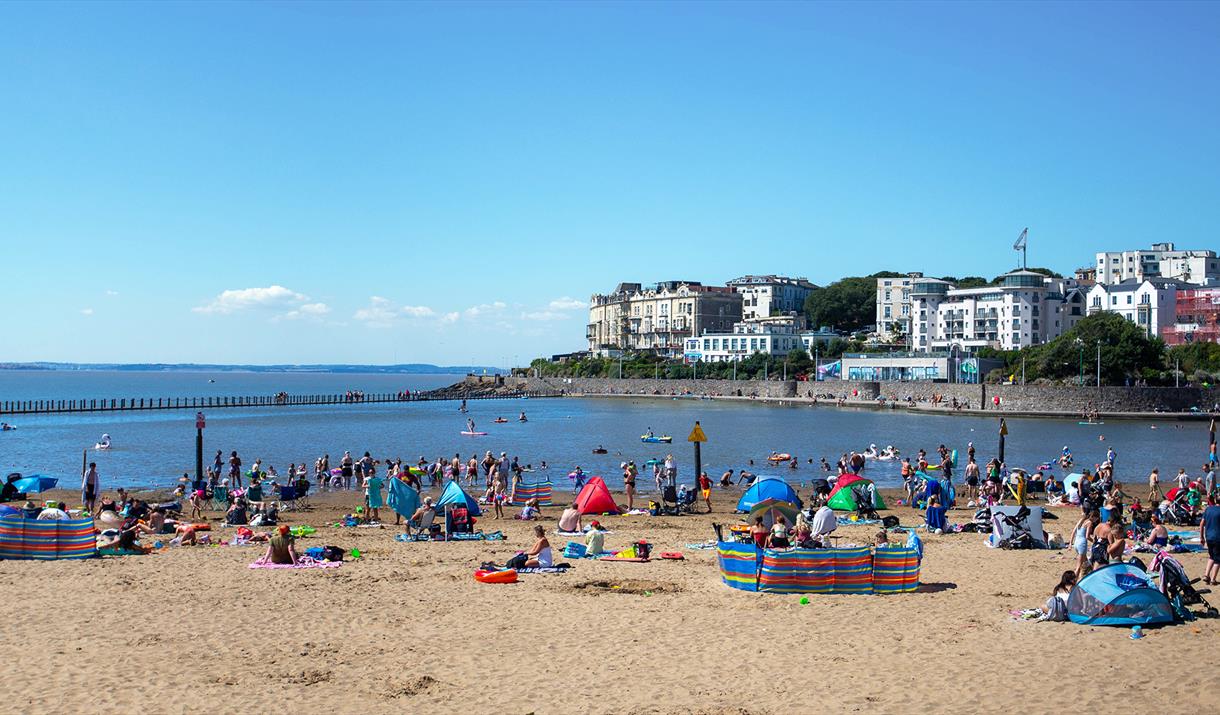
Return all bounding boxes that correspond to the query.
[471,375,1220,420]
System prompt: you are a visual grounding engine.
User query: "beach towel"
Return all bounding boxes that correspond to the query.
[388,479,421,521]
[515,565,572,574]
[248,557,341,570]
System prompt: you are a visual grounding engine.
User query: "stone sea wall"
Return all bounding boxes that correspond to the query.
[464,374,1220,415]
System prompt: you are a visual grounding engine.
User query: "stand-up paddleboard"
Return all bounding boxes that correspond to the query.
[461,431,488,436]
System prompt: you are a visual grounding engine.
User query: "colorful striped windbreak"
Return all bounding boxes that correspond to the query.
[717,542,763,591]
[0,517,98,560]
[871,546,921,594]
[717,542,920,595]
[511,480,553,506]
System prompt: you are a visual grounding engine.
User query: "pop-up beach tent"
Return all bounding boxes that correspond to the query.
[435,480,482,517]
[574,477,620,515]
[736,475,802,512]
[1067,563,1174,626]
[827,475,886,511]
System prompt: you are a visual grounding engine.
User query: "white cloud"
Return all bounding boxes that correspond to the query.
[194,285,309,315]
[352,298,440,328]
[80,308,94,316]
[281,302,332,320]
[105,290,119,297]
[441,312,460,324]
[464,301,507,318]
[521,310,568,321]
[549,297,587,311]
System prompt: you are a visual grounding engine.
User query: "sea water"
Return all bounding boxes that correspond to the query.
[0,371,1204,492]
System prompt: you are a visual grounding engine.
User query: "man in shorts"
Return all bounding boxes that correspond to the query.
[81,462,100,515]
[1202,496,1220,586]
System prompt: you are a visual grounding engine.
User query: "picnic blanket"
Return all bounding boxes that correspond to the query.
[249,557,341,570]
[395,530,505,543]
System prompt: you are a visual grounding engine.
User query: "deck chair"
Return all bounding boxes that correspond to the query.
[661,485,680,516]
[209,489,230,511]
[409,507,438,540]
[277,484,299,511]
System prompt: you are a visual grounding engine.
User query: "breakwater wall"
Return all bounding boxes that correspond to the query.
[466,375,1220,416]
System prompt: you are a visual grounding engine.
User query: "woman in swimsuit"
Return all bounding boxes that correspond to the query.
[523,525,552,568]
[623,463,637,511]
[1072,509,1099,578]
[1144,513,1169,548]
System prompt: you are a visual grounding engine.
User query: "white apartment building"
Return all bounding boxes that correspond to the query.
[1085,277,1186,339]
[727,275,817,321]
[1095,243,1220,285]
[909,271,1082,353]
[875,273,921,340]
[683,315,803,363]
[587,281,742,357]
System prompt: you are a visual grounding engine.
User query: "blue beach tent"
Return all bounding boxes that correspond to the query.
[736,475,802,512]
[435,480,482,517]
[1066,563,1174,626]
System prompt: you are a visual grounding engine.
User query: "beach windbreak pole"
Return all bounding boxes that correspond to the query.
[1210,418,1216,466]
[998,418,1008,464]
[689,421,707,489]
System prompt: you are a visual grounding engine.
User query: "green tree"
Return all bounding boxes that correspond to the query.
[803,277,877,331]
[1025,312,1165,384]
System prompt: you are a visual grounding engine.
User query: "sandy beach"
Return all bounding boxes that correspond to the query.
[2,484,1217,715]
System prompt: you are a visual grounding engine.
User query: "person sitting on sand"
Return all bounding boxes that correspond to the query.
[874,528,889,548]
[36,500,69,520]
[115,517,152,553]
[519,498,542,521]
[792,512,814,548]
[766,515,791,549]
[256,525,298,565]
[558,502,583,533]
[522,524,552,568]
[1144,513,1169,548]
[750,516,768,548]
[225,498,249,526]
[585,520,606,555]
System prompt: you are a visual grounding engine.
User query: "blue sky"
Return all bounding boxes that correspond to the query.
[2,1,1218,365]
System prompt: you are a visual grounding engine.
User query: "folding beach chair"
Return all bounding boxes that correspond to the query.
[209,489,230,511]
[409,507,438,540]
[277,484,299,512]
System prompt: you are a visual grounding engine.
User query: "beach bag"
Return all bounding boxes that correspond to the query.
[648,501,660,516]
[634,541,652,560]
[563,541,587,559]
[506,552,528,569]
[322,545,345,562]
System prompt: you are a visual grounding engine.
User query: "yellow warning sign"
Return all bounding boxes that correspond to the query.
[688,422,707,443]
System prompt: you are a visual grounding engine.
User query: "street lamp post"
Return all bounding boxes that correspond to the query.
[1096,340,1102,391]
[1076,338,1084,387]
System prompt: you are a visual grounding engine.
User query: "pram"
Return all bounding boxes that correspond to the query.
[851,485,879,521]
[1150,551,1218,620]
[993,506,1036,549]
[1162,493,1197,526]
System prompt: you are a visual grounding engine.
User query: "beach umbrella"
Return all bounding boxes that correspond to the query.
[998,418,1008,464]
[13,475,58,493]
[747,497,800,529]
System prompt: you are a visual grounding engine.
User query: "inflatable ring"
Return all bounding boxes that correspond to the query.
[767,453,792,462]
[474,569,518,584]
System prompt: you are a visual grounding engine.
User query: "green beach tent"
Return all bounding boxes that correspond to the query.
[826,474,886,511]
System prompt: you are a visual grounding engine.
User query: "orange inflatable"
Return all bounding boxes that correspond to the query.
[474,569,518,584]
[767,453,792,462]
